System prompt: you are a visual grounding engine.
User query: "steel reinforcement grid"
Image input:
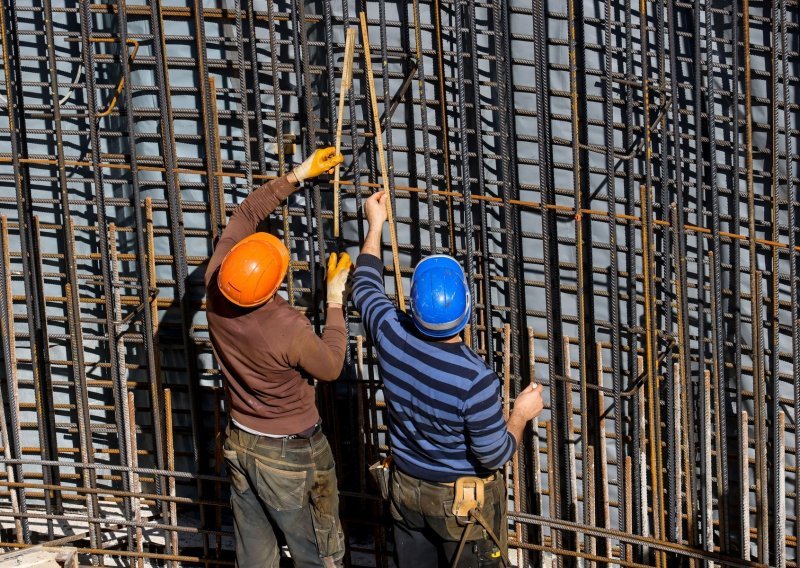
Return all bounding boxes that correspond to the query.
[0,0,798,566]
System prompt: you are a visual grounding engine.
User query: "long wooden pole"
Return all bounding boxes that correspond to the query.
[333,27,356,238]
[359,12,405,311]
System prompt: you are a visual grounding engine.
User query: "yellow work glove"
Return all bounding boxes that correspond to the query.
[292,147,344,182]
[326,252,353,305]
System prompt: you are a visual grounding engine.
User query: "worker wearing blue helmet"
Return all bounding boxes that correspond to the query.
[352,191,545,567]
[409,255,471,338]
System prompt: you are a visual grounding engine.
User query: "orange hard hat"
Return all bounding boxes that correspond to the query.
[217,233,289,307]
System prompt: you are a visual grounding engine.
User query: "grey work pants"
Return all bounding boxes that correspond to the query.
[223,425,345,567]
[389,468,507,567]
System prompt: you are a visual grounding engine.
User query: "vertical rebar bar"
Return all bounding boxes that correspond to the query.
[78,1,134,547]
[1,0,59,535]
[147,2,206,547]
[233,0,252,193]
[785,0,800,556]
[451,0,476,342]
[432,0,455,253]
[532,0,569,561]
[411,0,436,255]
[292,0,325,322]
[114,1,170,547]
[705,0,731,555]
[0,217,29,543]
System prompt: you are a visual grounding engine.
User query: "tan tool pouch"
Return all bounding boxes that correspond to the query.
[451,476,486,525]
[368,456,393,501]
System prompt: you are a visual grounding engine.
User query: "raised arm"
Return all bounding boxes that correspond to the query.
[359,191,387,259]
[352,192,398,341]
[280,252,352,381]
[286,310,348,381]
[206,174,298,284]
[206,148,344,284]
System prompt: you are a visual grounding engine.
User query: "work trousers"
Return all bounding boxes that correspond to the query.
[389,468,507,567]
[223,425,345,568]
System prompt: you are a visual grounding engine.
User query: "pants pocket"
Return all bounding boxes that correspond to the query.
[439,501,477,541]
[222,446,250,495]
[388,471,408,522]
[309,465,345,559]
[255,458,309,511]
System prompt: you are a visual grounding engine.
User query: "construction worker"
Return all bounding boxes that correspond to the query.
[352,191,546,567]
[205,147,352,568]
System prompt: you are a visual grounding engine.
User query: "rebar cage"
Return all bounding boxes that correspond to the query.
[0,0,798,566]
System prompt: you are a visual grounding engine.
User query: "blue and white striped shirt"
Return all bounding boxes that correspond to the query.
[352,253,516,482]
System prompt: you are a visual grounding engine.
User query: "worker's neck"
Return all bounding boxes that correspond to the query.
[440,335,462,344]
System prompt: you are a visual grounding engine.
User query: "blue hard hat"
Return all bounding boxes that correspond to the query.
[409,255,471,338]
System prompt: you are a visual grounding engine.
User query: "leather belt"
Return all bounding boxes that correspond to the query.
[438,471,499,487]
[285,422,322,439]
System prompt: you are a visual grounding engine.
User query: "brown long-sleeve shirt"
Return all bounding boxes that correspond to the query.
[205,175,346,435]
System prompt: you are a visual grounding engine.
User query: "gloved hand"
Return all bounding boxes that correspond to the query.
[326,252,353,305]
[292,147,344,182]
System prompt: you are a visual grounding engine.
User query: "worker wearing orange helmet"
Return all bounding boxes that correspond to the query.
[205,147,352,567]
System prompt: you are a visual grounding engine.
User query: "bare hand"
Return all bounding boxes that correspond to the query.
[364,191,389,229]
[512,383,545,422]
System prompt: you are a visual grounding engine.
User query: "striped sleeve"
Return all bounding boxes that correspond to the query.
[352,253,400,342]
[463,370,516,469]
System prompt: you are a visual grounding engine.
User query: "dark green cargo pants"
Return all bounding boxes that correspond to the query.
[223,425,345,567]
[389,468,507,567]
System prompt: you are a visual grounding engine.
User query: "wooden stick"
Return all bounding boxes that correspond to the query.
[127,391,143,568]
[165,389,178,568]
[359,12,405,311]
[209,76,225,232]
[333,28,356,238]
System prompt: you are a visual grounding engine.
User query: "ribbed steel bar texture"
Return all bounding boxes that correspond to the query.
[0,0,797,566]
